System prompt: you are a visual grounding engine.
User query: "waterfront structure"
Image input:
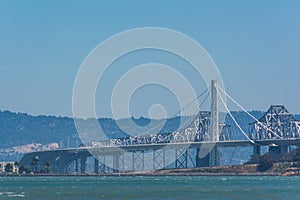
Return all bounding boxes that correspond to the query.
[0,162,19,174]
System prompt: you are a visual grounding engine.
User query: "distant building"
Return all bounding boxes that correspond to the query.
[0,162,19,174]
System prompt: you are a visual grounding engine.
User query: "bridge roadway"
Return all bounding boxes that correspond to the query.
[19,138,300,173]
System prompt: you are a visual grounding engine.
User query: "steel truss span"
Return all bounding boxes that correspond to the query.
[250,105,300,140]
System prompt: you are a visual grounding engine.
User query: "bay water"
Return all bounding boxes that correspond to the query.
[0,176,299,199]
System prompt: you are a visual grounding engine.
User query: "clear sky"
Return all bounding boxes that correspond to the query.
[0,0,299,117]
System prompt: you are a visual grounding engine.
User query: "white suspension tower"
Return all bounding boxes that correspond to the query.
[209,80,220,166]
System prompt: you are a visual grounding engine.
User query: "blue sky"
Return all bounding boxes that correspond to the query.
[0,0,299,117]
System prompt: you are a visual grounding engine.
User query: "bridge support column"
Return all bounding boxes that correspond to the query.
[98,156,106,173]
[253,145,261,155]
[196,148,205,167]
[94,158,99,174]
[119,154,125,173]
[80,156,87,173]
[58,155,68,173]
[175,149,188,168]
[65,159,73,174]
[75,158,79,173]
[132,151,144,172]
[196,147,220,167]
[196,148,208,167]
[209,147,220,167]
[113,154,123,172]
[153,149,165,170]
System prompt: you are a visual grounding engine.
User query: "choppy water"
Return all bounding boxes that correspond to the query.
[0,176,300,199]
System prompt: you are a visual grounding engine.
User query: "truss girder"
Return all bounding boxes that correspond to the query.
[250,105,300,140]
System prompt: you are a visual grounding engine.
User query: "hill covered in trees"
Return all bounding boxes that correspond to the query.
[1,109,300,162]
[0,110,187,149]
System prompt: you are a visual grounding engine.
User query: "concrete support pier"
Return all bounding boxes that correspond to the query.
[94,158,99,174]
[113,154,121,172]
[75,158,79,173]
[209,147,220,166]
[196,147,219,167]
[253,144,261,155]
[80,156,87,173]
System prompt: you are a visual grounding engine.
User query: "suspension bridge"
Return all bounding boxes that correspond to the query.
[19,80,300,174]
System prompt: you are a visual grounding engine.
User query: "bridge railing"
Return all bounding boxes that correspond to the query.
[81,124,235,148]
[83,129,202,148]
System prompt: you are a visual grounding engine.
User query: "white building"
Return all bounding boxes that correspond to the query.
[0,162,19,174]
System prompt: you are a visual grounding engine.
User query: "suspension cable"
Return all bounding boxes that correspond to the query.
[216,87,255,144]
[137,88,210,136]
[177,91,210,133]
[217,85,283,139]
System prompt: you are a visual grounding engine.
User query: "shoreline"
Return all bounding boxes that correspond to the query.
[2,163,299,177]
[0,171,285,177]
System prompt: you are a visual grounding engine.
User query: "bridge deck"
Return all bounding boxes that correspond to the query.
[21,138,300,159]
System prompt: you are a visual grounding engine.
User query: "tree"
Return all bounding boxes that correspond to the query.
[246,154,262,164]
[44,161,51,173]
[19,165,30,174]
[13,162,19,173]
[257,154,274,172]
[293,147,300,162]
[14,161,19,167]
[4,163,13,173]
[30,161,35,172]
[31,156,39,172]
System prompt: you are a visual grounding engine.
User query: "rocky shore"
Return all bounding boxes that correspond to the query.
[2,163,300,177]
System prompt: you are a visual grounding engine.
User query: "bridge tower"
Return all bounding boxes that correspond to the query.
[209,80,220,166]
[211,80,219,142]
[196,80,220,167]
